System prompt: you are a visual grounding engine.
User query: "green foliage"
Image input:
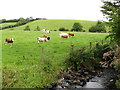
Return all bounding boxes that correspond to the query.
[101,0,120,46]
[34,26,40,31]
[93,43,113,59]
[17,17,28,25]
[65,43,112,71]
[59,27,69,31]
[116,79,120,88]
[71,23,83,32]
[24,25,30,31]
[89,21,106,33]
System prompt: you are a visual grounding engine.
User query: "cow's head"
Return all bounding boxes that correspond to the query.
[47,37,50,40]
[11,38,14,41]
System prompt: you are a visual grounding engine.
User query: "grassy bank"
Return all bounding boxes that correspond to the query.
[2,30,108,88]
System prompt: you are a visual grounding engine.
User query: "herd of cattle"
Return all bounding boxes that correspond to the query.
[5,32,75,44]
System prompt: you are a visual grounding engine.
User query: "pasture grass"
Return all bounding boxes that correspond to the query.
[4,19,97,31]
[1,22,17,27]
[2,30,109,88]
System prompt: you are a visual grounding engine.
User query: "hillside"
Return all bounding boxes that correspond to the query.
[1,22,17,27]
[5,19,97,31]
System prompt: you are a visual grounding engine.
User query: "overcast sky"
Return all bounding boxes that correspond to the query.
[1,0,105,21]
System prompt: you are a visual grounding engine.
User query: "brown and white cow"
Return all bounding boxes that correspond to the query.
[5,38,14,44]
[61,35,69,38]
[43,35,48,38]
[59,33,69,38]
[68,33,74,36]
[37,36,50,43]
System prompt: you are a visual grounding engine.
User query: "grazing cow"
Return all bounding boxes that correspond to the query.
[68,33,74,36]
[59,33,69,38]
[42,29,50,33]
[46,30,50,33]
[42,29,46,32]
[43,35,50,40]
[37,37,50,43]
[43,35,48,38]
[5,38,14,44]
[61,35,69,38]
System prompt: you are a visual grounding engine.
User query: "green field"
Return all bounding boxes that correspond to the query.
[1,22,17,27]
[2,30,109,88]
[4,19,97,31]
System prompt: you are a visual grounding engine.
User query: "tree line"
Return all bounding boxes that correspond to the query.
[0,17,47,30]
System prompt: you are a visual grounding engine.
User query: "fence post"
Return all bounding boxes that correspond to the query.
[41,47,44,65]
[101,40,104,45]
[96,42,99,48]
[90,42,92,49]
[71,44,74,52]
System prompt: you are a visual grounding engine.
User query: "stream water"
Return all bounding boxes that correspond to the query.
[56,68,118,89]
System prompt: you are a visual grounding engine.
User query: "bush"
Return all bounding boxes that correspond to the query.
[59,27,68,31]
[65,43,113,71]
[89,21,106,33]
[71,23,83,32]
[24,25,30,31]
[65,46,97,71]
[34,26,40,31]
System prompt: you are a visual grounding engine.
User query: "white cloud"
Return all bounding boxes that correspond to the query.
[1,0,105,21]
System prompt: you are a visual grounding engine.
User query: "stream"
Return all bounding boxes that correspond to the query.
[56,68,118,89]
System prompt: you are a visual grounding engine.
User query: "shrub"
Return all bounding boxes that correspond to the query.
[34,26,40,31]
[65,43,113,71]
[89,21,106,33]
[59,27,68,31]
[24,25,30,31]
[71,23,83,32]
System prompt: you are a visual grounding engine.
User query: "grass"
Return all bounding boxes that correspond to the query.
[4,19,97,31]
[1,22,17,27]
[2,30,109,88]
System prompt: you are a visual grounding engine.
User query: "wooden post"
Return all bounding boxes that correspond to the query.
[101,40,104,45]
[41,47,44,65]
[90,42,92,49]
[96,42,99,48]
[71,44,74,52]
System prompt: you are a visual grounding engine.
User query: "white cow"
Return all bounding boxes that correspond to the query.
[42,29,46,32]
[46,30,50,33]
[42,29,50,33]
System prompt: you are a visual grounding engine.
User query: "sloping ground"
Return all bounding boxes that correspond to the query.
[1,22,17,27]
[6,19,97,31]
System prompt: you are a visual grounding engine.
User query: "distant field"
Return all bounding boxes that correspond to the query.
[1,22,17,27]
[5,19,97,31]
[2,30,109,88]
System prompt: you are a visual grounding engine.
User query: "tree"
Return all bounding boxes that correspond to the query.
[24,25,30,31]
[89,21,106,33]
[101,0,120,46]
[17,17,27,25]
[71,23,83,32]
[34,26,40,31]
